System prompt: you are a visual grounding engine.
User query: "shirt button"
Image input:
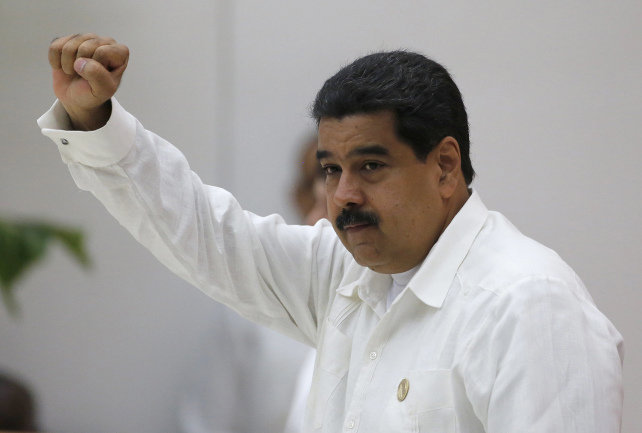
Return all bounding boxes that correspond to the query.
[60,138,69,145]
[347,420,355,429]
[369,351,377,360]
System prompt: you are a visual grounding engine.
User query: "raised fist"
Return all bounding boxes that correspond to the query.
[49,34,129,130]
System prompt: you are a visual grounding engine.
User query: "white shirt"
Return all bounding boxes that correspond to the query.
[388,266,419,310]
[39,99,624,433]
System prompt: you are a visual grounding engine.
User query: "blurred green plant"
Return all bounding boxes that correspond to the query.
[0,218,90,316]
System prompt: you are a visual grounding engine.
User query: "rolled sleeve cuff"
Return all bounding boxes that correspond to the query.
[37,98,136,167]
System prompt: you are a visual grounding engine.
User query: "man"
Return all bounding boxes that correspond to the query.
[39,34,623,432]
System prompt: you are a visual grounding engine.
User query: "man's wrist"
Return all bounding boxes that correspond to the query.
[62,100,112,131]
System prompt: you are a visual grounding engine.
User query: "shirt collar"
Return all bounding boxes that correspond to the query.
[408,189,488,307]
[336,189,488,309]
[336,269,391,317]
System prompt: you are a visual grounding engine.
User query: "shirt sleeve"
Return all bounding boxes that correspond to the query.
[462,275,624,433]
[37,98,348,347]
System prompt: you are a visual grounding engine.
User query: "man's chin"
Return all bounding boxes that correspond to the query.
[349,244,386,271]
[351,247,415,274]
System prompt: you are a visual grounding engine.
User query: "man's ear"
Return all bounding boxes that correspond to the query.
[436,136,462,198]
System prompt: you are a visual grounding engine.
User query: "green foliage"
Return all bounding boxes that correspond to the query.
[0,219,91,315]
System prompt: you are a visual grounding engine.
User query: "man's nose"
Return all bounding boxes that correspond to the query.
[333,173,365,208]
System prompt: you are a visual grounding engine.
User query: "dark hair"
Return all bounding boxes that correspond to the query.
[311,50,474,185]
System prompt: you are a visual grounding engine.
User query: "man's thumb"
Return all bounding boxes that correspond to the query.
[74,58,87,75]
[72,57,117,101]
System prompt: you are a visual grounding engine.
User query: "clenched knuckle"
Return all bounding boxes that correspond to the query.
[49,35,70,51]
[49,38,63,51]
[77,43,93,58]
[99,36,116,45]
[48,44,60,57]
[61,41,76,56]
[93,45,108,61]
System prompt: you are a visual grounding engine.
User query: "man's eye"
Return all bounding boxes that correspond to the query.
[323,165,340,175]
[363,162,383,171]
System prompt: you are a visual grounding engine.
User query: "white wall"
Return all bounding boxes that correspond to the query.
[1,1,640,432]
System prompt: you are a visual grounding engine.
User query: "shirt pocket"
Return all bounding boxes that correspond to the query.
[379,369,456,433]
[313,319,352,430]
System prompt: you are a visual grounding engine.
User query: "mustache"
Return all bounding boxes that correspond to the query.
[335,208,379,231]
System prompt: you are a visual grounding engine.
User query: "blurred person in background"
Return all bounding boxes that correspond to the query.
[292,135,329,227]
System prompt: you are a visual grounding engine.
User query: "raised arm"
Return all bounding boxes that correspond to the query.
[41,33,347,348]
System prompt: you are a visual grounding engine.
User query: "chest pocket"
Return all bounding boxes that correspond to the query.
[313,319,352,430]
[379,369,456,433]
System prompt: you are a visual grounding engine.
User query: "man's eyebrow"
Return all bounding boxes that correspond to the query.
[316,145,390,161]
[316,149,331,161]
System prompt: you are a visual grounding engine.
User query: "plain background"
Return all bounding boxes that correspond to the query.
[1,1,640,432]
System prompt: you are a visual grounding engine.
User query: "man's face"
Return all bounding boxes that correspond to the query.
[317,111,452,274]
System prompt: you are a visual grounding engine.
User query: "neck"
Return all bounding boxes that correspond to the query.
[438,184,471,238]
